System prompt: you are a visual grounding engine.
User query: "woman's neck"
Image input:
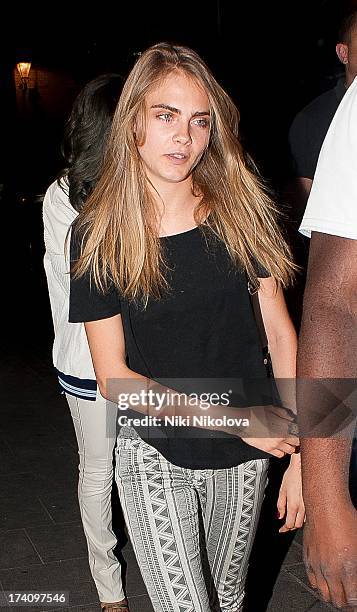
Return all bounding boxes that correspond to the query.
[148,179,202,237]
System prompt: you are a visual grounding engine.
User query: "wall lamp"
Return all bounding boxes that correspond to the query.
[16,62,32,89]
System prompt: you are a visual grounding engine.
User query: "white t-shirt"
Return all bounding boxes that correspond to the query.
[299,76,357,240]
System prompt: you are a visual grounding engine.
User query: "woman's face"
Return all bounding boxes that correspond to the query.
[137,70,210,189]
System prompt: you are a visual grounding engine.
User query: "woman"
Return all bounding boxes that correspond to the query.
[43,74,130,612]
[69,44,304,611]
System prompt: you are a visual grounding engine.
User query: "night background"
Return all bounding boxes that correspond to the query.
[1,0,348,349]
[2,0,346,187]
[0,2,355,610]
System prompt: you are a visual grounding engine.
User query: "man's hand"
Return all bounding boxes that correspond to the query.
[303,504,357,609]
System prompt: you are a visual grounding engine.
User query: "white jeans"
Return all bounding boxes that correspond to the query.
[66,393,125,603]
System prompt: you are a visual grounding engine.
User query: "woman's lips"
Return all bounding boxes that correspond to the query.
[165,153,189,164]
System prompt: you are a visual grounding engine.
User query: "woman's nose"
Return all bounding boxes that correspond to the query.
[173,122,192,145]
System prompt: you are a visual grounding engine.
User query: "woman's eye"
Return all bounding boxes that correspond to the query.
[158,113,173,122]
[193,118,210,128]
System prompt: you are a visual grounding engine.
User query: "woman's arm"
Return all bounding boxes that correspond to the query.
[258,277,305,531]
[84,312,298,458]
[258,277,297,415]
[85,314,144,392]
[84,315,163,418]
[258,276,297,379]
[85,314,248,422]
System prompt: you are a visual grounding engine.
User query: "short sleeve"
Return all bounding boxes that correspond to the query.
[299,77,357,240]
[69,228,121,323]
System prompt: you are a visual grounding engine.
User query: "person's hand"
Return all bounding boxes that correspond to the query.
[242,404,300,458]
[277,453,305,532]
[303,504,357,609]
[242,436,300,458]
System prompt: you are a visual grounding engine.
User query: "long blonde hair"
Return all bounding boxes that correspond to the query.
[73,42,296,300]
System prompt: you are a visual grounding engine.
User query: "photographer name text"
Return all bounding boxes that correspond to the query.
[117,415,250,427]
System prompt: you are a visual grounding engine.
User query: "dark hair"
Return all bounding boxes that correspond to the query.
[59,73,122,212]
[338,4,357,43]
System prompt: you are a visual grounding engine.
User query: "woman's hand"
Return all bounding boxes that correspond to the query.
[241,404,299,458]
[242,436,299,458]
[277,453,305,532]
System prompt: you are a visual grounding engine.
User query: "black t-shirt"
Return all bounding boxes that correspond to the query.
[288,78,346,180]
[70,226,275,469]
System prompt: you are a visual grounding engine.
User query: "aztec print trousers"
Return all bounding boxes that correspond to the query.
[115,432,268,612]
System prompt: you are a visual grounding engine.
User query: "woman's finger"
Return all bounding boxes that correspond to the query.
[279,505,298,532]
[277,490,287,520]
[269,449,285,458]
[285,436,300,447]
[295,508,306,529]
[278,442,297,455]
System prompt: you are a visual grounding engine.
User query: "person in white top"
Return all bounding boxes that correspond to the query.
[298,76,357,609]
[43,74,130,612]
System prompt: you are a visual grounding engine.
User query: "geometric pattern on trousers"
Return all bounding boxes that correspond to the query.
[219,464,260,603]
[144,445,195,611]
[116,434,268,612]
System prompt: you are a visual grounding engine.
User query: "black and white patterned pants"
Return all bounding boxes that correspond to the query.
[115,430,268,612]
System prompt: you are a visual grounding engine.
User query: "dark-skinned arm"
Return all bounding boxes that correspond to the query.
[297,231,357,609]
